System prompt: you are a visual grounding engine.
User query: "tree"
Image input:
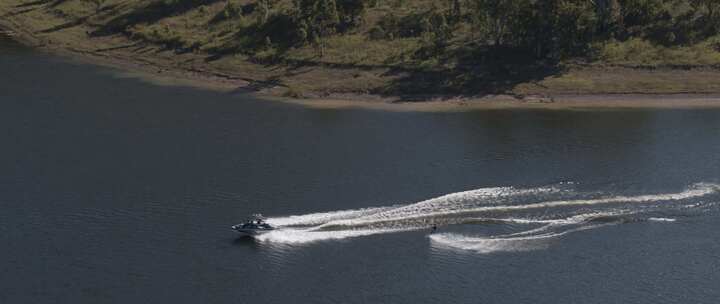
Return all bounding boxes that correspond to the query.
[336,0,367,32]
[618,0,665,30]
[467,0,599,58]
[421,9,453,54]
[596,0,623,38]
[448,0,461,22]
[468,0,524,46]
[295,0,341,56]
[690,0,720,33]
[528,0,599,58]
[259,0,278,23]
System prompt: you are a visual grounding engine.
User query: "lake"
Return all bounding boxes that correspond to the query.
[2,33,720,304]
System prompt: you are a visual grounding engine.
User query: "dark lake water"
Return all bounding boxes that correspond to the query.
[2,34,720,304]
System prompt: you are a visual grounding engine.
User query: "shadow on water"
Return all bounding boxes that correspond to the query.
[0,31,26,55]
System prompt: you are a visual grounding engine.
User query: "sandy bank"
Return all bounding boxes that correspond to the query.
[272,93,720,112]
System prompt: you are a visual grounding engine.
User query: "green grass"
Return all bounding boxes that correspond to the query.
[597,38,720,67]
[286,34,422,66]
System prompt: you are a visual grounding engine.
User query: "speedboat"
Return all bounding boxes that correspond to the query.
[232,215,274,237]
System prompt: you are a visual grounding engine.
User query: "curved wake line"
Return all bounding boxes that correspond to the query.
[255,183,718,245]
[429,223,615,254]
[267,186,563,228]
[318,183,718,229]
[266,206,394,227]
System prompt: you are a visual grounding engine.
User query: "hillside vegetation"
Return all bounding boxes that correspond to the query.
[3,0,720,98]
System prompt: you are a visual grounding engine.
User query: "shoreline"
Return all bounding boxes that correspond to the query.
[4,16,720,111]
[272,93,720,112]
[0,18,251,93]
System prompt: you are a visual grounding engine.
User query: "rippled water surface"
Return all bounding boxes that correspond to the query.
[2,34,720,304]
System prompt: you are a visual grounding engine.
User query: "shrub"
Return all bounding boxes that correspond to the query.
[283,86,305,98]
[372,10,451,40]
[210,1,242,24]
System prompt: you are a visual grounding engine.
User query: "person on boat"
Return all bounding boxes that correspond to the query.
[431,224,438,233]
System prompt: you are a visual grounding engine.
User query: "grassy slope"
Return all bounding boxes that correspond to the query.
[4,0,720,100]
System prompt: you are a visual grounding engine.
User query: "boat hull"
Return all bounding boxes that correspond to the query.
[233,228,273,237]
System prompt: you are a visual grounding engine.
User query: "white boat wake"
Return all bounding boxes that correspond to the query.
[254,183,720,252]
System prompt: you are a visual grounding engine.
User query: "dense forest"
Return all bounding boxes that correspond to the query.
[5,0,720,97]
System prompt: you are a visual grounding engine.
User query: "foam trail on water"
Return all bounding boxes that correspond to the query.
[255,227,414,244]
[254,183,718,245]
[267,186,562,229]
[321,183,718,229]
[429,209,640,253]
[266,207,393,227]
[648,217,677,222]
[358,186,564,217]
[429,224,614,254]
[260,186,562,243]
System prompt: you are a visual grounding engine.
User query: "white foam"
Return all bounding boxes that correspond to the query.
[648,217,677,222]
[253,183,718,245]
[360,186,562,218]
[266,186,560,230]
[258,186,559,244]
[321,183,717,229]
[429,224,613,254]
[255,227,412,244]
[474,211,627,239]
[266,207,392,227]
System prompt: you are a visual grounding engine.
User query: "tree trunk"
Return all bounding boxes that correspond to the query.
[263,0,270,23]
